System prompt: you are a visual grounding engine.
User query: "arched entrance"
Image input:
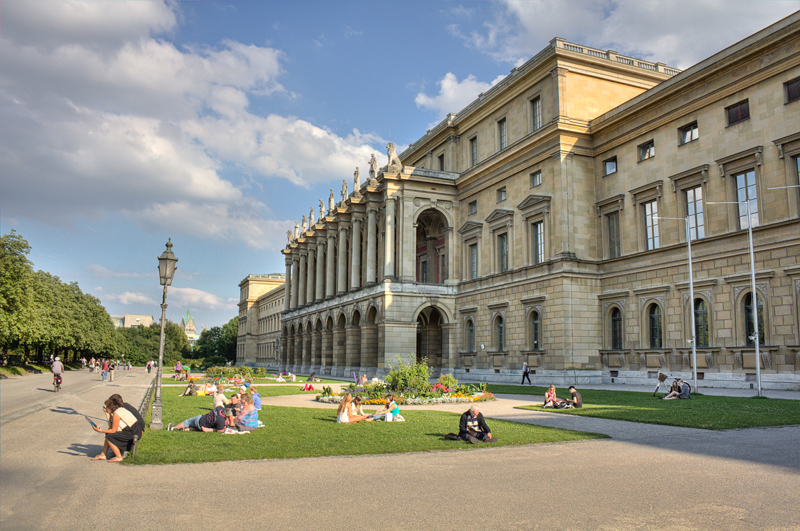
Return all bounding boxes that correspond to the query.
[416,307,444,368]
[415,209,449,284]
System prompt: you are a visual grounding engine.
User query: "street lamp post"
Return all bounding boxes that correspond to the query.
[654,215,698,393]
[150,239,178,430]
[707,200,761,396]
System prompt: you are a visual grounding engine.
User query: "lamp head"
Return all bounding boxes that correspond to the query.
[157,238,178,286]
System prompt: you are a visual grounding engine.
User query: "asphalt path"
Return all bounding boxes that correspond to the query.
[1,371,798,530]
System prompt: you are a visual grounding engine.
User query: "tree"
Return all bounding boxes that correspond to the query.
[0,231,33,362]
[194,317,238,364]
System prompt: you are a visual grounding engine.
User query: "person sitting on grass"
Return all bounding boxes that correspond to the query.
[336,394,368,424]
[223,394,242,427]
[91,394,145,461]
[179,382,198,397]
[168,405,228,432]
[369,395,399,422]
[564,385,583,408]
[663,379,691,400]
[234,393,259,432]
[458,405,495,443]
[213,386,230,409]
[275,374,286,382]
[250,386,261,410]
[543,384,563,408]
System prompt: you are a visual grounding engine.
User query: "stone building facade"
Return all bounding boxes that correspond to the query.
[278,13,800,389]
[237,274,285,366]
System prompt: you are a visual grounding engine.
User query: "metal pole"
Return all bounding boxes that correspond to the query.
[685,217,697,394]
[150,285,168,429]
[745,201,762,397]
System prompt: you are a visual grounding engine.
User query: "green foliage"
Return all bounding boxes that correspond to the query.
[192,317,237,361]
[385,357,432,397]
[437,373,459,390]
[115,321,190,366]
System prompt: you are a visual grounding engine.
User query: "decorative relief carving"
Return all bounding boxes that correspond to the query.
[603,300,625,313]
[413,198,421,207]
[639,295,665,310]
[682,289,712,305]
[733,283,768,301]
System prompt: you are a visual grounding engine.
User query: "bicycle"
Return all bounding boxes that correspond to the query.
[53,374,62,393]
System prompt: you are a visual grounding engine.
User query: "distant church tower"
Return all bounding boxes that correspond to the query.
[180,310,199,346]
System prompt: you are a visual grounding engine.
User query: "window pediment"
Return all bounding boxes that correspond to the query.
[669,165,709,192]
[595,194,625,217]
[629,180,664,205]
[716,146,762,178]
[458,220,483,237]
[485,208,514,224]
[517,194,551,218]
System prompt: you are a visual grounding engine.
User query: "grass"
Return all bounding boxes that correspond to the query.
[487,384,800,430]
[160,376,348,385]
[128,387,606,465]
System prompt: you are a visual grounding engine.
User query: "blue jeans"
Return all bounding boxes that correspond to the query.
[102,370,107,381]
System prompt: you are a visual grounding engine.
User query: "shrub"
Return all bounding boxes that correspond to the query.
[385,357,432,397]
[437,373,459,390]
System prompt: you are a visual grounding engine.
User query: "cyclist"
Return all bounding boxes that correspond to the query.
[51,356,65,389]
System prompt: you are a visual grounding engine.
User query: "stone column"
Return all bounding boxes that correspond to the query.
[350,217,362,291]
[361,323,378,372]
[345,325,361,374]
[302,330,312,373]
[326,232,336,298]
[306,247,315,304]
[332,326,347,377]
[366,207,377,284]
[315,240,324,302]
[298,252,307,307]
[284,258,292,311]
[384,197,395,279]
[321,328,333,375]
[290,257,299,310]
[337,225,348,294]
[311,329,322,372]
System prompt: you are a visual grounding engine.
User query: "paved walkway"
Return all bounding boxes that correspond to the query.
[1,371,798,530]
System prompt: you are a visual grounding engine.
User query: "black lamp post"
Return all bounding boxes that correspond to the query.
[150,238,178,430]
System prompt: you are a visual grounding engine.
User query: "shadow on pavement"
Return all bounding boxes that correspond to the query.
[59,443,102,458]
[50,406,82,416]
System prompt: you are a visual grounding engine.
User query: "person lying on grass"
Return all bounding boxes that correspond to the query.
[168,405,228,432]
[458,405,495,443]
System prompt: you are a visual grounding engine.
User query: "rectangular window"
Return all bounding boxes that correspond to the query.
[607,211,620,259]
[470,137,478,167]
[735,170,759,229]
[498,233,508,273]
[726,100,750,125]
[604,157,617,176]
[530,170,541,187]
[787,77,800,104]
[497,187,507,202]
[639,140,655,161]
[469,244,478,280]
[468,200,477,215]
[438,154,445,171]
[420,260,428,283]
[686,186,705,240]
[498,118,507,150]
[531,97,541,131]
[679,122,699,145]
[532,221,544,264]
[644,200,659,250]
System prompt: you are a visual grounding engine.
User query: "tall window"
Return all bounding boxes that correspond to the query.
[531,97,541,131]
[648,304,663,348]
[530,170,542,187]
[694,299,709,347]
[532,221,544,264]
[467,320,475,352]
[419,259,428,283]
[686,186,705,240]
[611,308,623,349]
[639,140,655,161]
[469,243,478,280]
[530,311,540,350]
[744,293,765,346]
[496,316,505,351]
[644,200,660,250]
[726,100,750,125]
[497,233,508,273]
[468,200,477,215]
[608,211,620,259]
[679,122,699,144]
[498,118,507,150]
[735,170,759,229]
[786,77,800,104]
[470,137,478,167]
[497,187,506,202]
[438,154,445,171]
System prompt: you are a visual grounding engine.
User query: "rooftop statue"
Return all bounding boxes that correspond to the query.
[353,167,362,198]
[287,230,292,244]
[341,179,348,205]
[319,199,325,218]
[301,215,307,233]
[368,153,379,185]
[386,142,402,168]
[329,189,335,214]
[294,221,299,239]
[309,207,315,226]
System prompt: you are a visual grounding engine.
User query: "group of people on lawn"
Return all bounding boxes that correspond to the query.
[336,393,404,423]
[170,383,262,433]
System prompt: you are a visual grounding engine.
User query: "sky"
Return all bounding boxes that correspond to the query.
[2,1,798,331]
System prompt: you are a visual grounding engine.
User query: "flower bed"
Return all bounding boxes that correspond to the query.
[316,392,495,405]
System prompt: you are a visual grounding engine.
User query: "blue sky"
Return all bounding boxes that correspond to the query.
[2,1,798,331]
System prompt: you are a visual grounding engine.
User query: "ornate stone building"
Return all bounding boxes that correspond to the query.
[237,274,285,366]
[279,13,800,388]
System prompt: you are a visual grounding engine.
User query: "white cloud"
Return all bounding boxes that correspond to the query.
[105,292,156,306]
[0,1,383,248]
[171,287,236,311]
[452,0,800,69]
[415,72,506,118]
[88,265,147,278]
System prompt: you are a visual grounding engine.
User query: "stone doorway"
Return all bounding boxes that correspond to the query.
[416,307,443,368]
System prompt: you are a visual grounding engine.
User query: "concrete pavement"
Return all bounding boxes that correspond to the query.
[1,371,798,530]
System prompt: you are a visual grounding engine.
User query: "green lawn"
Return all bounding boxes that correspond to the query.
[488,385,800,430]
[128,387,606,465]
[161,376,348,385]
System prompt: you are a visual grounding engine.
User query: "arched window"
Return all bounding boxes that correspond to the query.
[694,299,709,347]
[611,307,623,350]
[530,311,540,350]
[495,315,505,351]
[648,304,662,348]
[744,292,765,346]
[466,320,475,353]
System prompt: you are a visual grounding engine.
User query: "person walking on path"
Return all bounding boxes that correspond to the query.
[521,363,531,385]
